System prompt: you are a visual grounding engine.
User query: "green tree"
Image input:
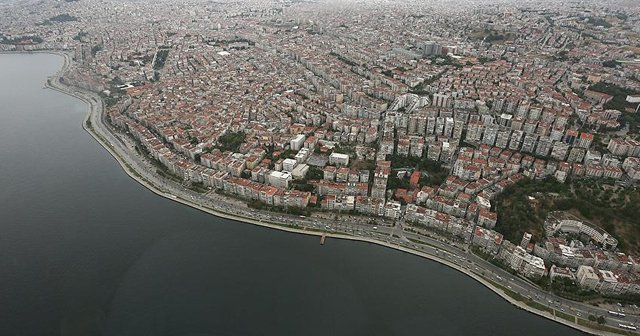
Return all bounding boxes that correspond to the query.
[216,131,246,152]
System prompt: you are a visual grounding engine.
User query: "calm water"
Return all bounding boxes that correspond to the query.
[0,53,585,336]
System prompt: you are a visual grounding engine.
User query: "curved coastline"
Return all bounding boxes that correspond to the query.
[30,50,619,336]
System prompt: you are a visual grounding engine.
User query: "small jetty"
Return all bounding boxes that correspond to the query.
[320,234,326,245]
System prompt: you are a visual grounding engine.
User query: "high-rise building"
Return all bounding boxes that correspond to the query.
[521,133,538,153]
[575,132,594,149]
[435,117,445,135]
[551,142,570,161]
[453,120,465,140]
[504,98,518,114]
[283,158,298,172]
[426,116,436,135]
[523,120,538,134]
[408,113,427,135]
[498,113,513,128]
[466,122,484,144]
[608,138,629,156]
[482,124,499,146]
[516,101,530,118]
[511,116,524,131]
[520,232,532,249]
[549,126,564,142]
[528,105,543,120]
[508,130,524,151]
[492,99,505,113]
[495,130,511,149]
[563,129,579,145]
[371,167,389,199]
[268,171,292,189]
[535,136,553,157]
[290,134,306,151]
[432,93,450,108]
[329,152,350,166]
[567,147,586,163]
[420,41,442,56]
[409,136,425,157]
[443,117,455,138]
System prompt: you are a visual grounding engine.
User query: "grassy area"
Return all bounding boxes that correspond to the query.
[526,299,554,314]
[156,168,181,182]
[486,278,526,302]
[215,131,245,153]
[246,199,311,217]
[0,35,43,44]
[578,318,634,335]
[188,182,208,194]
[86,123,157,187]
[48,14,78,22]
[555,310,576,323]
[406,237,439,249]
[153,48,170,70]
[387,157,449,190]
[534,277,601,302]
[486,278,558,316]
[484,276,615,332]
[351,159,375,172]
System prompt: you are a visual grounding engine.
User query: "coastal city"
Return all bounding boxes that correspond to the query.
[1,0,640,334]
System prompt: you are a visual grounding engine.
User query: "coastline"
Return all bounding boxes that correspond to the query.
[26,50,621,336]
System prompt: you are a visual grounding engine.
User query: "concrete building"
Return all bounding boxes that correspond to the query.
[520,232,532,249]
[576,265,600,290]
[549,265,575,282]
[295,148,310,163]
[268,171,292,189]
[432,93,450,108]
[290,134,306,151]
[329,152,350,167]
[292,164,309,180]
[481,124,499,146]
[283,158,298,172]
[510,246,547,278]
[419,41,442,56]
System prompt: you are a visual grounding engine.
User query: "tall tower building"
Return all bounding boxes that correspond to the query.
[520,232,532,249]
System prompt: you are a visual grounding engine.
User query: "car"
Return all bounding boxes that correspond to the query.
[373,226,378,230]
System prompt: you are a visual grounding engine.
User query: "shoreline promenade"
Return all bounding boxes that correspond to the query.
[34,50,623,336]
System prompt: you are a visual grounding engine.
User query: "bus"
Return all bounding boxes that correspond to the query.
[609,311,626,317]
[619,324,637,330]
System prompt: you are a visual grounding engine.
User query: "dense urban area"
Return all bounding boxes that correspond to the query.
[2,0,640,333]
